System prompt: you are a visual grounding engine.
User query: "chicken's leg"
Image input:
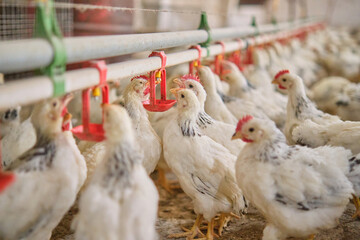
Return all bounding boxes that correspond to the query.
[205,218,219,240]
[157,168,180,193]
[168,214,205,239]
[307,234,316,240]
[351,194,360,219]
[217,212,241,236]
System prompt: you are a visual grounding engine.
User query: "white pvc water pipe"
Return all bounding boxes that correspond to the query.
[0,18,317,74]
[0,42,238,111]
[0,19,321,111]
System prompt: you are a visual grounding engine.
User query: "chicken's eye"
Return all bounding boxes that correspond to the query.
[181,94,185,98]
[52,102,57,107]
[282,78,287,82]
[11,110,18,118]
[4,110,10,119]
[189,84,193,88]
[249,127,255,132]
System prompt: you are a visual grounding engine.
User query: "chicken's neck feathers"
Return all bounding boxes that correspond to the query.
[228,75,253,97]
[197,111,214,129]
[99,141,142,198]
[217,90,237,104]
[288,79,322,121]
[124,93,148,124]
[177,111,202,137]
[10,137,57,172]
[36,132,55,146]
[202,76,218,96]
[244,130,290,165]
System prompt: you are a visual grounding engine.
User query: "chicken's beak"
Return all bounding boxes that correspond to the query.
[63,112,72,122]
[271,78,279,85]
[101,103,110,109]
[231,131,242,140]
[173,78,185,88]
[170,88,182,98]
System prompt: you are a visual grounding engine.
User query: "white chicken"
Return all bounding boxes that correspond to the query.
[62,113,88,192]
[232,116,353,240]
[123,77,162,174]
[0,107,20,139]
[150,73,244,192]
[312,77,360,121]
[148,108,178,192]
[246,50,288,107]
[267,43,297,78]
[288,39,319,87]
[197,66,238,125]
[0,94,86,240]
[320,44,360,82]
[310,76,350,115]
[220,61,286,127]
[272,70,360,154]
[73,104,159,240]
[335,83,360,121]
[198,66,269,123]
[80,141,107,190]
[246,48,272,91]
[175,76,245,156]
[1,107,36,169]
[163,88,247,239]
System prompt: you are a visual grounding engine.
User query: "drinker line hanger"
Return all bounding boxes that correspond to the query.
[71,60,109,142]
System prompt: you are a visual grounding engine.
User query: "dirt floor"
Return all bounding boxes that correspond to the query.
[52,173,360,240]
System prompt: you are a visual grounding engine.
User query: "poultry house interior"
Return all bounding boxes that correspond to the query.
[1,0,360,239]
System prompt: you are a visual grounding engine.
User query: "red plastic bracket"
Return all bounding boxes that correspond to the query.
[228,38,245,72]
[214,41,226,75]
[189,45,202,76]
[143,51,176,112]
[244,38,255,65]
[71,60,109,142]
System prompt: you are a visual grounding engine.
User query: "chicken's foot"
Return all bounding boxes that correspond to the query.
[168,214,205,239]
[307,234,316,240]
[157,168,181,193]
[351,194,360,219]
[216,212,241,236]
[205,218,219,240]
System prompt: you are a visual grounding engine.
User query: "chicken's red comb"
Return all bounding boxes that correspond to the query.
[131,75,148,81]
[236,115,253,132]
[274,70,290,80]
[180,74,200,83]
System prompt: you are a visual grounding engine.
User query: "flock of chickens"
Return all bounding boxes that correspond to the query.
[1,26,360,240]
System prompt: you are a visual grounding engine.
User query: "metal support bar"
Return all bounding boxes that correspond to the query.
[0,18,319,74]
[0,19,321,111]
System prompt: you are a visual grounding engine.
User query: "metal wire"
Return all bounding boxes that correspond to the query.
[0,0,73,40]
[2,0,238,17]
